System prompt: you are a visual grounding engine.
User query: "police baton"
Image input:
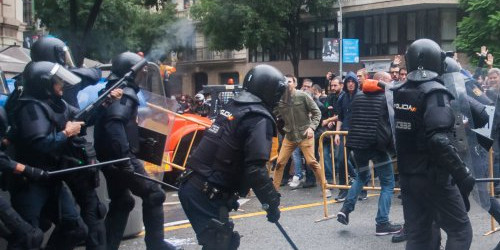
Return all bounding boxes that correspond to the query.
[133,172,179,191]
[262,204,299,250]
[47,158,130,176]
[475,178,500,183]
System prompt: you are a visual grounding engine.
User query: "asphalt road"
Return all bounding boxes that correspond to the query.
[116,184,500,250]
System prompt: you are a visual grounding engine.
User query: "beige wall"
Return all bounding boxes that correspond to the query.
[0,0,25,46]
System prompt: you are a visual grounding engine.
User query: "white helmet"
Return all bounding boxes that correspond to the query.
[195,93,204,102]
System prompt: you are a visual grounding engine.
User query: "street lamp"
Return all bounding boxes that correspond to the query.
[337,0,343,78]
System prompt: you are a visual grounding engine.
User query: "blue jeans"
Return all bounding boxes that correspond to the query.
[292,147,303,179]
[337,136,356,185]
[323,139,334,182]
[342,149,395,224]
[494,142,500,185]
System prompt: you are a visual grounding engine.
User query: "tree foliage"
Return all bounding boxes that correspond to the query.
[190,0,336,77]
[456,0,500,67]
[36,0,177,63]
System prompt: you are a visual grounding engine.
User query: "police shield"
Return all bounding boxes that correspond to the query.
[136,89,175,166]
[441,72,491,210]
[137,62,165,97]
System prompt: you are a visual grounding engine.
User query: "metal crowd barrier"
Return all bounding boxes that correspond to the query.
[485,148,500,236]
[316,131,400,222]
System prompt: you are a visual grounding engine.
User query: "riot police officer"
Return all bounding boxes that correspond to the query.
[29,36,108,250]
[0,107,45,249]
[178,64,286,250]
[93,52,178,250]
[393,39,474,249]
[7,61,88,249]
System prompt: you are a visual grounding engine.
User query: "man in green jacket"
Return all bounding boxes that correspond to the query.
[272,74,326,196]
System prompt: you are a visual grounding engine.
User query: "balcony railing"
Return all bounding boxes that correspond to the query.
[180,47,240,62]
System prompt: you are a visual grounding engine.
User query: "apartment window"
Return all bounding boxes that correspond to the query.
[389,14,398,43]
[347,19,356,38]
[441,9,457,51]
[407,13,416,41]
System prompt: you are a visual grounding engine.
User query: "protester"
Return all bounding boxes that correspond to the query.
[337,72,402,236]
[272,74,327,198]
[334,72,359,201]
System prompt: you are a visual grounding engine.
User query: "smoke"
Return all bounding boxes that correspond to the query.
[146,18,196,63]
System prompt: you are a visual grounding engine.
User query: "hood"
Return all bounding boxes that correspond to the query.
[343,71,359,93]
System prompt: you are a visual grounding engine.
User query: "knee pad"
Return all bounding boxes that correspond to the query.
[96,201,107,220]
[109,193,135,213]
[143,189,166,207]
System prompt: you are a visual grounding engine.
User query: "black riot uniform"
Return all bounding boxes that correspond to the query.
[7,61,88,250]
[393,39,474,250]
[93,52,177,250]
[443,57,500,229]
[178,64,286,250]
[0,107,44,249]
[29,36,107,250]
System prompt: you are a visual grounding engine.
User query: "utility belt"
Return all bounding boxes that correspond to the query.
[179,169,239,210]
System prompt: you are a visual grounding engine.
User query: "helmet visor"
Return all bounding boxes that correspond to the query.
[0,74,9,95]
[50,63,81,86]
[55,46,75,67]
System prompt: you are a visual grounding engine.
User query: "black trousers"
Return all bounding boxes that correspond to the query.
[102,157,166,250]
[65,170,107,250]
[400,173,472,250]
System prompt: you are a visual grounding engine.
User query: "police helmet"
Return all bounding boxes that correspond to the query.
[243,64,286,109]
[31,36,75,67]
[444,57,462,73]
[195,93,204,102]
[23,61,81,99]
[111,52,144,78]
[405,39,446,82]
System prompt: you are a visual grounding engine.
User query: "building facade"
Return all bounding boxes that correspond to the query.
[174,0,460,95]
[0,0,26,47]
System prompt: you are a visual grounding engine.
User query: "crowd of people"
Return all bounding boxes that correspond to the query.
[174,93,210,117]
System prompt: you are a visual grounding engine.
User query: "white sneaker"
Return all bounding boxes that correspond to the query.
[289,176,301,188]
[324,189,332,198]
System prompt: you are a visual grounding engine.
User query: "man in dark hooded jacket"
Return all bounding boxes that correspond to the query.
[333,72,359,201]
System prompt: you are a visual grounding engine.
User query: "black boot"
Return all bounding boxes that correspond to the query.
[391,226,407,243]
[105,207,131,250]
[143,204,181,250]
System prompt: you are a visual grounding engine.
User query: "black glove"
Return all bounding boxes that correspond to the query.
[118,163,135,175]
[456,175,475,212]
[22,166,49,181]
[266,205,280,223]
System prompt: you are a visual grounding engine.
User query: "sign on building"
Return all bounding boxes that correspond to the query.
[322,38,340,62]
[342,39,359,63]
